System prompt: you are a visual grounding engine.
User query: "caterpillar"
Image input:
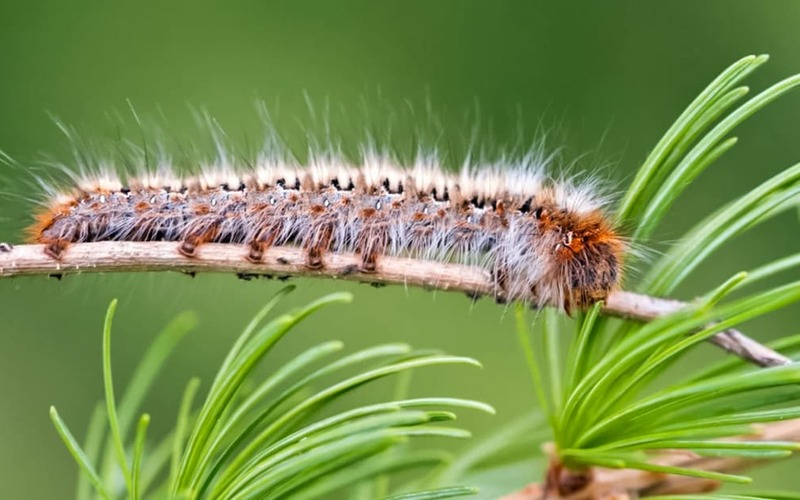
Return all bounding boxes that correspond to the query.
[25,150,625,311]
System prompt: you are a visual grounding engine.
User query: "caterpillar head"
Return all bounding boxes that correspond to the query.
[535,205,625,311]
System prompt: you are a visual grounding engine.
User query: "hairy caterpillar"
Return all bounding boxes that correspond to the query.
[25,145,625,310]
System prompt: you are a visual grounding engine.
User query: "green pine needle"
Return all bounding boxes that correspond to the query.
[52,288,488,499]
[50,406,112,500]
[102,299,134,494]
[383,486,480,499]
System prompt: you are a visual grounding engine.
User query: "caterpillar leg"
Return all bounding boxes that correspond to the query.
[358,235,389,272]
[356,225,389,273]
[304,223,333,270]
[306,247,325,269]
[247,240,266,263]
[359,248,379,273]
[43,239,71,260]
[246,223,282,263]
[179,219,221,257]
[38,220,80,260]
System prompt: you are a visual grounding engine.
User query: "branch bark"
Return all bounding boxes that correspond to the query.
[0,241,790,367]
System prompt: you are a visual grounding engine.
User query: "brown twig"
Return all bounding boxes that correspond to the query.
[0,242,791,367]
[501,419,800,499]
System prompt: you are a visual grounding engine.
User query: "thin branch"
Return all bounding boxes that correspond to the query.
[604,291,791,367]
[0,242,790,367]
[502,419,800,499]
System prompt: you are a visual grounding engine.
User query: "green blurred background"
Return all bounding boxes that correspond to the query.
[1,1,799,498]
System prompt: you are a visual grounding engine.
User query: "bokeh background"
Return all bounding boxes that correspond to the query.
[1,1,799,498]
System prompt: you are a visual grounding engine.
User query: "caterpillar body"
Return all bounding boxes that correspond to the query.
[27,153,625,310]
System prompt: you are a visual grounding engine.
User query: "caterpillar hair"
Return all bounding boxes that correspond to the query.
[25,146,625,311]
